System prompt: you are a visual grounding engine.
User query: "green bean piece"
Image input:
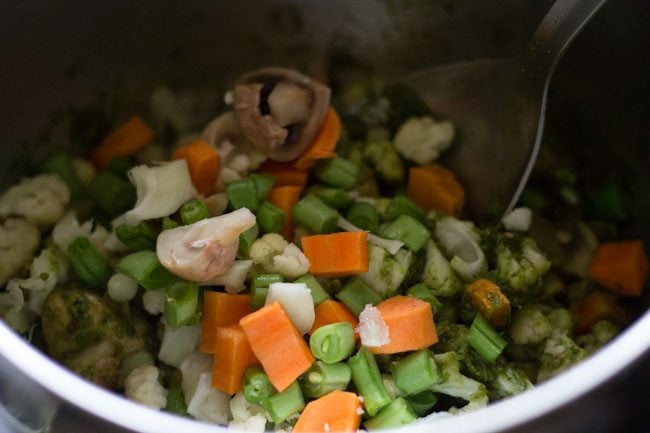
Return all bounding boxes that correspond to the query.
[391,350,441,396]
[293,274,330,306]
[249,287,269,311]
[226,178,260,211]
[67,237,113,287]
[364,397,417,430]
[467,314,508,363]
[348,347,392,416]
[116,250,176,290]
[346,201,380,233]
[115,221,158,251]
[249,274,283,311]
[313,157,359,190]
[180,199,209,225]
[263,381,305,424]
[300,361,352,399]
[381,214,430,252]
[384,195,425,222]
[310,322,356,363]
[162,216,180,231]
[87,171,136,216]
[164,280,199,329]
[292,194,339,234]
[250,173,275,202]
[406,391,437,417]
[243,365,275,404]
[336,277,382,316]
[406,283,443,315]
[238,224,259,256]
[257,201,285,234]
[309,186,354,209]
[106,156,133,178]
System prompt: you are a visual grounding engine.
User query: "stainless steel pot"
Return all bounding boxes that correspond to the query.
[1,1,649,432]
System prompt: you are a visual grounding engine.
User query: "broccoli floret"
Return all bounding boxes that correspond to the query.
[362,132,405,187]
[432,352,488,412]
[496,236,550,304]
[537,331,586,382]
[421,240,462,297]
[360,243,413,298]
[393,116,455,166]
[509,305,552,346]
[546,308,573,335]
[575,320,620,355]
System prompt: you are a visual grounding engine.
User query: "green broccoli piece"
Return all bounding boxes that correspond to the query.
[546,308,574,335]
[362,133,405,186]
[496,236,550,303]
[421,240,462,297]
[537,331,586,382]
[509,305,553,346]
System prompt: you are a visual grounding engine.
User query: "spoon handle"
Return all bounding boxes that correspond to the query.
[521,0,607,80]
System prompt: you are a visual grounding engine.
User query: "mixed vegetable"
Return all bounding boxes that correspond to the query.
[0,67,647,432]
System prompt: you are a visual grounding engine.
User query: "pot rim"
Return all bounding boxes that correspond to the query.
[1,310,649,433]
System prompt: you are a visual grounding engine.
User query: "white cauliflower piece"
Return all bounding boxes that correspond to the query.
[187,372,231,424]
[0,174,70,228]
[537,331,586,382]
[393,116,454,165]
[501,207,533,232]
[125,364,168,410]
[248,233,309,279]
[0,218,40,285]
[265,282,314,334]
[229,391,267,432]
[356,304,390,347]
[107,273,139,302]
[496,237,551,293]
[180,351,214,404]
[158,323,201,368]
[509,305,552,345]
[52,212,93,252]
[15,245,68,315]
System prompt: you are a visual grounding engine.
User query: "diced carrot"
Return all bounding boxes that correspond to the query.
[587,240,648,296]
[465,279,511,327]
[239,301,315,391]
[407,164,465,216]
[301,232,369,278]
[370,296,438,354]
[571,291,627,333]
[294,107,341,170]
[309,300,359,335]
[259,160,308,187]
[171,138,220,195]
[211,324,258,394]
[293,390,362,433]
[268,185,303,242]
[200,292,251,353]
[92,116,154,170]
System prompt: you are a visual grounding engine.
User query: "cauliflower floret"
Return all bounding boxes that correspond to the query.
[248,233,309,279]
[357,304,390,347]
[421,239,462,297]
[360,244,413,298]
[125,364,168,410]
[142,290,166,316]
[0,174,70,228]
[496,236,551,297]
[490,363,533,399]
[0,218,40,285]
[501,207,533,232]
[546,308,573,335]
[509,305,552,345]
[575,320,620,355]
[53,212,115,258]
[432,352,488,412]
[180,351,214,404]
[228,391,267,432]
[187,372,230,424]
[537,331,586,382]
[393,116,455,165]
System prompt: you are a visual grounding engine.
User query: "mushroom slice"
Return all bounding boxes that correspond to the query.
[156,208,256,282]
[233,67,331,161]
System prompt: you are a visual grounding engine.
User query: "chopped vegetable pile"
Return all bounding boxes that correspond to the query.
[0,67,647,432]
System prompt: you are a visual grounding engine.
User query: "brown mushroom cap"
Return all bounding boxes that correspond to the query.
[233,67,331,161]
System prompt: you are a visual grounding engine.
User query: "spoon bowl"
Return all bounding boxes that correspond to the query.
[402,0,607,221]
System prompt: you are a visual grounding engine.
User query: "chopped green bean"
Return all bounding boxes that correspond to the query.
[336,277,382,316]
[348,347,392,416]
[162,216,179,230]
[87,171,136,216]
[381,214,430,252]
[309,186,354,209]
[238,224,259,256]
[164,279,199,329]
[346,201,380,232]
[257,201,285,234]
[180,199,209,225]
[226,178,260,211]
[116,250,176,290]
[313,157,359,190]
[364,397,417,430]
[406,283,442,314]
[468,314,508,363]
[292,194,339,234]
[310,322,356,363]
[115,221,158,251]
[67,237,113,287]
[42,153,83,198]
[300,361,352,399]
[391,350,441,396]
[165,385,188,416]
[250,274,283,311]
[251,173,275,202]
[243,365,275,404]
[406,390,437,417]
[385,195,425,222]
[263,381,305,424]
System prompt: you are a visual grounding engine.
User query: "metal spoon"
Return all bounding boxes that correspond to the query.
[403,0,607,221]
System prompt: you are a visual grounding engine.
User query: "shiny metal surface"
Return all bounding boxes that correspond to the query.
[0,1,648,432]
